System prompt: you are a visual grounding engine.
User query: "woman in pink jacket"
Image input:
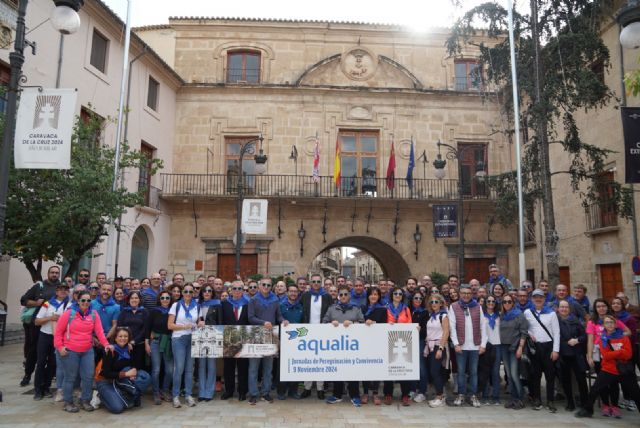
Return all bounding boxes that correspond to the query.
[54,290,112,413]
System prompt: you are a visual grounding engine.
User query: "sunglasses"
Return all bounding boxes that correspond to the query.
[393,292,404,296]
[338,293,350,297]
[78,274,90,278]
[160,296,171,301]
[79,298,91,303]
[182,290,194,295]
[310,280,321,284]
[203,288,213,293]
[503,300,514,304]
[260,283,272,287]
[487,300,496,304]
[89,286,99,290]
[413,296,423,300]
[249,285,258,289]
[232,287,243,291]
[429,300,440,305]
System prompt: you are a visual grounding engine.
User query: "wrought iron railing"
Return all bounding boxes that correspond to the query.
[160,174,497,201]
[585,201,618,232]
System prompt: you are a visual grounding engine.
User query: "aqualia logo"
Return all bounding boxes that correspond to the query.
[285,327,359,355]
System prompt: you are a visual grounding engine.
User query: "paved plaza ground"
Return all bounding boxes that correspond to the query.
[0,343,638,427]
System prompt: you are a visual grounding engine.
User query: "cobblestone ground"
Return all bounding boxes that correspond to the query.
[0,343,638,427]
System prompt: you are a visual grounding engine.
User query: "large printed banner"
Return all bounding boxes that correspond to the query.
[191,325,279,358]
[622,107,640,183]
[280,323,419,381]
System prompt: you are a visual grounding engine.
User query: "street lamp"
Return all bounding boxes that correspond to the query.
[289,145,298,176]
[619,0,640,49]
[235,134,267,277]
[432,141,486,283]
[413,224,422,260]
[298,221,306,257]
[0,0,84,250]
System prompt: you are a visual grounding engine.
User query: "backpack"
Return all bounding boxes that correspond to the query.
[66,307,97,340]
[20,281,44,324]
[112,377,141,409]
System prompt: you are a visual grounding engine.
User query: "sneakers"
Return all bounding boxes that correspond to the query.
[454,394,465,406]
[627,400,638,411]
[186,395,197,407]
[261,395,274,403]
[610,406,621,419]
[532,400,543,410]
[80,400,94,412]
[481,398,491,406]
[351,397,362,407]
[63,402,79,413]
[547,401,557,413]
[401,395,411,406]
[360,394,368,405]
[512,400,525,410]
[43,388,53,398]
[575,408,593,418]
[384,395,393,405]
[153,393,162,405]
[428,397,445,408]
[54,389,64,402]
[492,399,501,406]
[373,394,381,405]
[300,389,311,399]
[325,395,342,404]
[20,375,30,387]
[470,395,481,408]
[173,397,181,408]
[248,396,257,405]
[413,393,426,403]
[33,391,43,401]
[90,391,101,409]
[317,391,325,400]
[601,404,611,417]
[277,394,287,400]
[504,399,514,409]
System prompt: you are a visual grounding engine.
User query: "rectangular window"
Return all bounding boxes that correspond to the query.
[338,130,379,196]
[90,30,109,73]
[225,136,260,194]
[226,51,261,83]
[0,62,10,113]
[454,60,482,91]
[458,143,487,198]
[138,142,155,206]
[80,106,104,147]
[596,171,617,228]
[147,76,159,111]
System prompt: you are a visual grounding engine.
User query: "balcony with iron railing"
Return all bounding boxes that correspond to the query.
[585,201,618,235]
[159,173,497,201]
[138,181,161,211]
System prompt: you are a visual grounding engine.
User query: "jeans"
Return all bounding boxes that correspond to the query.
[479,343,502,400]
[426,349,445,395]
[34,333,56,393]
[60,348,94,403]
[96,371,152,414]
[501,345,523,400]
[198,358,216,399]
[55,350,64,389]
[584,370,640,414]
[249,357,273,397]
[414,338,428,394]
[171,335,193,398]
[150,339,173,395]
[455,350,479,395]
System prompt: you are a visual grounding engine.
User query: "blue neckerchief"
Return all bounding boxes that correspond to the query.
[200,299,221,308]
[380,292,390,305]
[70,302,92,319]
[412,305,426,315]
[351,289,365,300]
[616,311,631,321]
[430,309,448,321]
[484,311,499,329]
[254,291,279,308]
[533,305,553,315]
[154,305,170,315]
[48,297,69,311]
[388,302,407,321]
[516,300,533,312]
[337,302,356,312]
[459,299,478,310]
[281,299,302,311]
[227,295,249,310]
[113,344,130,361]
[180,299,198,320]
[601,327,624,348]
[563,313,577,323]
[309,288,326,302]
[364,302,385,317]
[123,305,145,312]
[501,307,522,322]
[143,287,159,299]
[489,275,506,285]
[94,297,116,312]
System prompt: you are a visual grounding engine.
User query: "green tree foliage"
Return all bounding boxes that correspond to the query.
[2,112,162,281]
[448,0,632,284]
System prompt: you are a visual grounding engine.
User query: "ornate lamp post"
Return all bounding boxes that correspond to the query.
[235,135,267,277]
[413,224,422,260]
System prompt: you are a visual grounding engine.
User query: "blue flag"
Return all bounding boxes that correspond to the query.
[406,140,415,189]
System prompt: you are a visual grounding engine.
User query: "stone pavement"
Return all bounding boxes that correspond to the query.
[0,343,638,427]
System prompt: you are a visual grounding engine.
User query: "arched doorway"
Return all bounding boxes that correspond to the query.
[129,226,149,279]
[312,236,412,284]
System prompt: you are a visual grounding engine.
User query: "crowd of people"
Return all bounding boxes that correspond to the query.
[17,263,640,419]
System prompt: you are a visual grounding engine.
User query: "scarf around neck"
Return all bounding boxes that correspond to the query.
[155,305,170,315]
[365,302,385,317]
[255,291,279,308]
[48,296,69,311]
[430,309,448,321]
[615,310,631,321]
[94,297,117,311]
[601,327,624,348]
[388,302,407,321]
[200,299,221,308]
[180,299,198,320]
[501,307,521,322]
[337,302,356,312]
[227,295,249,310]
[532,305,553,315]
[113,344,130,361]
[310,287,327,302]
[459,299,478,310]
[281,299,302,311]
[70,302,92,319]
[484,311,499,329]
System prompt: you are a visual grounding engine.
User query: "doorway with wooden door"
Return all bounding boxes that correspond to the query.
[464,257,496,285]
[599,263,622,303]
[217,254,258,282]
[559,266,571,292]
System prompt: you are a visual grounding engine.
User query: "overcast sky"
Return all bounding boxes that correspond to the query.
[101,0,507,30]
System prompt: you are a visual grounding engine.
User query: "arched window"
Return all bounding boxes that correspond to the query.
[129,226,149,279]
[226,50,261,83]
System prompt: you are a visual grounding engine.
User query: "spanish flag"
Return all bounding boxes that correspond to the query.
[333,135,341,188]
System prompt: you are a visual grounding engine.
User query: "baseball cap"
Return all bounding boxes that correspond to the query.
[531,289,545,297]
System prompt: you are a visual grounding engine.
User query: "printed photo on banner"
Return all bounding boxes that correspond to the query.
[241,199,268,234]
[191,325,279,359]
[280,324,419,382]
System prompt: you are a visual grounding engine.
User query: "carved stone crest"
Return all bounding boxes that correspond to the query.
[341,47,377,81]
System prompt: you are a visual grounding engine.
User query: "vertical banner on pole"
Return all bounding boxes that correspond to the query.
[433,204,458,238]
[622,107,640,183]
[242,199,268,234]
[14,88,77,169]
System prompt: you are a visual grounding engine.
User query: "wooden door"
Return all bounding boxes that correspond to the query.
[464,257,495,285]
[217,254,258,282]
[559,266,571,292]
[599,263,622,303]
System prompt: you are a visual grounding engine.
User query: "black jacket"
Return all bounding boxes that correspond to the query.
[301,292,332,323]
[20,279,59,306]
[362,305,387,324]
[200,304,223,325]
[100,349,131,380]
[117,308,148,345]
[221,300,249,325]
[412,309,428,341]
[559,315,587,357]
[145,309,171,338]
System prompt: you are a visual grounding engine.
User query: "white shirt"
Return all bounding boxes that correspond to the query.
[169,301,197,338]
[524,308,560,353]
[484,314,501,345]
[35,299,69,335]
[448,304,488,351]
[309,297,322,324]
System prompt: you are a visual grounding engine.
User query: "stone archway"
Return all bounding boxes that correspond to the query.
[317,236,412,284]
[129,226,149,279]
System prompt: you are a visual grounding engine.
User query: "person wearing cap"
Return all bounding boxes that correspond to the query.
[448,284,487,408]
[33,282,71,400]
[524,288,560,412]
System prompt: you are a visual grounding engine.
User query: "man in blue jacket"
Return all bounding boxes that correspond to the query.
[277,284,303,400]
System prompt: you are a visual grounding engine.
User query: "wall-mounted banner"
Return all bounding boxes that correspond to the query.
[280,323,419,381]
[622,107,640,183]
[433,204,458,238]
[14,88,77,169]
[191,325,279,358]
[242,199,268,234]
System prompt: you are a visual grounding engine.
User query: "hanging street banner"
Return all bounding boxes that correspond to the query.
[433,204,458,238]
[14,88,77,169]
[191,325,279,358]
[622,107,640,183]
[242,199,268,234]
[279,323,419,381]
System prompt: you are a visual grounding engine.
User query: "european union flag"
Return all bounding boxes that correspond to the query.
[406,140,415,189]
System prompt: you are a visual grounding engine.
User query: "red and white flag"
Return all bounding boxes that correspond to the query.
[312,133,320,183]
